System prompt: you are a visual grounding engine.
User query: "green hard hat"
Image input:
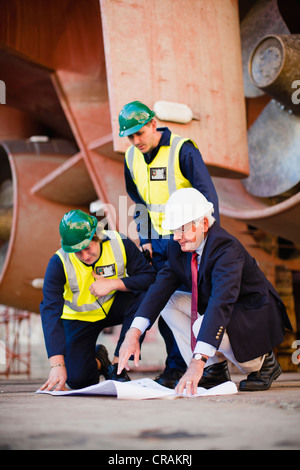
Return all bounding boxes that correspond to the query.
[119,101,155,137]
[59,210,98,253]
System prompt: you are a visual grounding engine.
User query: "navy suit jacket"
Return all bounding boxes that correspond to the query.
[135,223,292,363]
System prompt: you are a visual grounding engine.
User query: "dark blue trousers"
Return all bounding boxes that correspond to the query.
[62,290,146,389]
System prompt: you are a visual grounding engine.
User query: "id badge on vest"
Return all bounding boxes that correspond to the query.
[150,167,167,181]
[96,264,116,277]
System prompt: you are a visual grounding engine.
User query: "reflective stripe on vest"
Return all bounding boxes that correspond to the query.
[56,230,127,322]
[126,133,194,235]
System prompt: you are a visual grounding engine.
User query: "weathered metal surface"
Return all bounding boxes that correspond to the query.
[0,105,45,141]
[214,177,300,244]
[250,34,300,115]
[31,152,98,206]
[100,0,249,178]
[243,99,300,197]
[0,208,12,240]
[0,0,105,76]
[0,140,79,313]
[50,72,126,230]
[0,47,74,140]
[240,0,290,97]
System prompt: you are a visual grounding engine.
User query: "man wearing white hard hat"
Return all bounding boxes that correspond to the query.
[117,188,292,393]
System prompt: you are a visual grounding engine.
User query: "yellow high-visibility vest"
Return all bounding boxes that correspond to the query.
[56,230,127,322]
[125,133,194,235]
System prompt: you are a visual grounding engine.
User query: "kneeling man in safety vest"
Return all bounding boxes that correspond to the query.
[39,209,156,392]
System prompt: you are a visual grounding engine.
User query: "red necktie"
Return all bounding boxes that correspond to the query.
[191,251,198,351]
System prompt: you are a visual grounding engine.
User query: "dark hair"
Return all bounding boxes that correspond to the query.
[92,234,101,243]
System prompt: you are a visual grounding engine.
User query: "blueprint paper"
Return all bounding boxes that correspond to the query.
[36,378,238,400]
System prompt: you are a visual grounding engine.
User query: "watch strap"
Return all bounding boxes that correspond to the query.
[192,353,207,363]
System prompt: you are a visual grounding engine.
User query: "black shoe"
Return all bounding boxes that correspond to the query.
[95,344,111,378]
[239,351,281,392]
[154,367,185,389]
[198,360,231,389]
[106,363,131,382]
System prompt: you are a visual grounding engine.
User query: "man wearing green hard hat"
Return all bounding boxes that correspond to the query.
[119,101,156,138]
[39,209,156,392]
[119,100,221,389]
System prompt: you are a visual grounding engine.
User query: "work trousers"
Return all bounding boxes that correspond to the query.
[62,290,146,389]
[161,291,265,374]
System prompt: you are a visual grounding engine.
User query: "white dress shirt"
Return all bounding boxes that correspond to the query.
[131,236,216,359]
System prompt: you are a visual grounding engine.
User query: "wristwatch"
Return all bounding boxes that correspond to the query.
[192,353,207,363]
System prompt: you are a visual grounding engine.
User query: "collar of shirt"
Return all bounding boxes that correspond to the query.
[194,236,208,263]
[143,127,170,164]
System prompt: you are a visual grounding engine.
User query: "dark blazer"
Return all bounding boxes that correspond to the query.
[135,223,292,363]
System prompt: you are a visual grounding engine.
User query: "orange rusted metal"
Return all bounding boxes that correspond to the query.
[0,307,31,378]
[100,0,249,178]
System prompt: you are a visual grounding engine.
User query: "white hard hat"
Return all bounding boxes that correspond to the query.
[162,188,214,231]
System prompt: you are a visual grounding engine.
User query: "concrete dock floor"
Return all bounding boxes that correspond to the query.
[0,372,299,451]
